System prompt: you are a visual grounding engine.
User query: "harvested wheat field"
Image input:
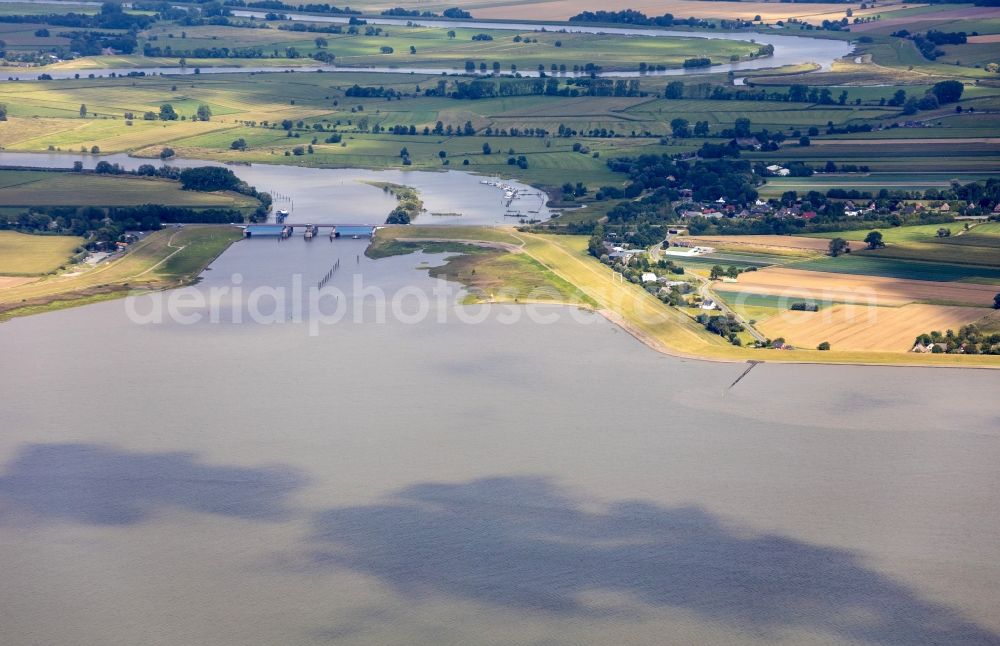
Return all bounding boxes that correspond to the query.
[732,267,1000,306]
[759,303,995,352]
[687,235,858,254]
[0,276,36,289]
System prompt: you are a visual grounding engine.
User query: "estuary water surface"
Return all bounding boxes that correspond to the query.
[0,232,999,646]
[0,151,550,225]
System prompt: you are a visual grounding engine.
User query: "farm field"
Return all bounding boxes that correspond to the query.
[803,223,1000,268]
[788,254,1000,284]
[806,222,1000,244]
[452,0,916,22]
[0,225,242,319]
[685,235,857,255]
[0,170,261,209]
[391,227,1000,365]
[757,173,1000,197]
[757,303,997,352]
[0,230,83,275]
[135,23,760,73]
[730,266,1000,306]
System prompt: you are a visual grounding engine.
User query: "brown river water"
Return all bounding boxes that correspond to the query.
[0,232,999,646]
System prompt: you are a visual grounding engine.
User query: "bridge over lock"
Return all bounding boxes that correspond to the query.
[242,224,377,240]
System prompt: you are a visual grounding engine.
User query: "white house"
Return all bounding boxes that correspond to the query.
[641,272,658,284]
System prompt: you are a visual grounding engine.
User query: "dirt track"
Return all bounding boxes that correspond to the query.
[759,303,995,352]
[732,267,1000,307]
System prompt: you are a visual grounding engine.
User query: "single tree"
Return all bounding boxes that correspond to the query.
[159,104,178,121]
[196,104,212,122]
[828,238,849,257]
[864,231,885,249]
[79,104,87,117]
[931,80,963,104]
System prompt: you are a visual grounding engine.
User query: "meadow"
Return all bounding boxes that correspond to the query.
[0,169,261,209]
[0,230,83,275]
[352,0,917,23]
[0,225,242,319]
[5,65,997,191]
[805,223,1000,269]
[136,22,759,73]
[787,255,1000,284]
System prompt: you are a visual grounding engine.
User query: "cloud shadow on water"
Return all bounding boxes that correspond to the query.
[308,476,1000,645]
[0,443,306,525]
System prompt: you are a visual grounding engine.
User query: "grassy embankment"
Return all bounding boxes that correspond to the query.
[372,226,1000,367]
[0,225,242,320]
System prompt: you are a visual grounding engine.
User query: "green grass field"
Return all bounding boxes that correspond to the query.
[788,254,1000,284]
[0,230,83,275]
[135,22,758,73]
[0,170,260,209]
[804,223,1000,268]
[806,223,995,244]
